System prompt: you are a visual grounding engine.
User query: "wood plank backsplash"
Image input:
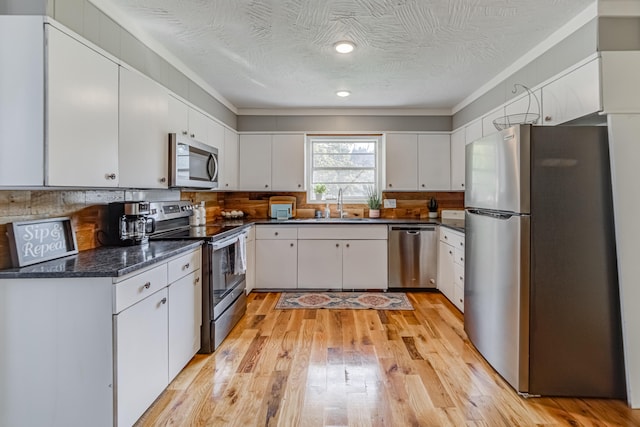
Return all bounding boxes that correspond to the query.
[0,189,463,270]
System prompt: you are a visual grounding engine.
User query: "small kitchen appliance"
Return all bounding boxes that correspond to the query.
[106,201,155,246]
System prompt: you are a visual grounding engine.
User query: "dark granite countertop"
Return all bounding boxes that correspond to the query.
[223,217,465,232]
[0,240,203,279]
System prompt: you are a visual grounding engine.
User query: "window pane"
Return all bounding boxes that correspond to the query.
[313,153,376,168]
[313,142,375,154]
[313,169,375,183]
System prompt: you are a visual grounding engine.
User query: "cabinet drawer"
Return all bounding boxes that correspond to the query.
[454,247,465,266]
[454,263,464,287]
[440,227,464,249]
[114,263,168,313]
[168,249,201,284]
[255,226,297,240]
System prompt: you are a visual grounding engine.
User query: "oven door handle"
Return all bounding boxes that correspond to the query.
[210,231,247,250]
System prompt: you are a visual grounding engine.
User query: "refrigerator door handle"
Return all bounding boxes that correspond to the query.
[467,209,514,220]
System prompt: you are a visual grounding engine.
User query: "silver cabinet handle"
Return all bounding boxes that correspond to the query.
[195,277,200,284]
[190,133,195,138]
[181,130,188,135]
[183,262,190,270]
[160,297,167,305]
[106,173,116,180]
[265,184,269,188]
[298,184,302,188]
[388,183,393,187]
[421,184,425,187]
[545,116,552,122]
[290,243,294,247]
[143,282,151,289]
[336,243,339,247]
[274,232,279,236]
[160,177,166,183]
[346,243,350,248]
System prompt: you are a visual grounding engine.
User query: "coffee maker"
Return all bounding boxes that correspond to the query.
[106,201,155,246]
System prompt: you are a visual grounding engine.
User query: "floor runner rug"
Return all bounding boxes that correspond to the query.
[275,292,413,310]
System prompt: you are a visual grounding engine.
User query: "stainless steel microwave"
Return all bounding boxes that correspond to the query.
[169,133,219,189]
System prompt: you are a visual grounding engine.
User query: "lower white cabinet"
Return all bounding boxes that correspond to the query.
[255,239,298,289]
[298,239,343,289]
[342,240,388,290]
[437,227,465,311]
[114,288,169,427]
[245,226,256,293]
[0,246,201,427]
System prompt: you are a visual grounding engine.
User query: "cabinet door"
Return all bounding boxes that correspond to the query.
[418,134,451,190]
[208,119,225,150]
[272,134,305,191]
[239,134,272,190]
[168,271,201,381]
[255,239,297,288]
[168,95,189,136]
[187,108,208,142]
[298,240,342,289]
[450,128,465,191]
[114,288,169,427]
[119,67,169,188]
[437,240,455,302]
[221,127,239,190]
[46,26,119,187]
[465,120,483,145]
[385,133,418,191]
[505,88,543,125]
[342,240,388,290]
[542,59,601,125]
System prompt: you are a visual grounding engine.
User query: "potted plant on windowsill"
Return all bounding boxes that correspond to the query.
[366,186,382,218]
[428,197,438,219]
[313,184,327,201]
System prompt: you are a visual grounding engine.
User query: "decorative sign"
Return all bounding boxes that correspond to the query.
[6,217,78,267]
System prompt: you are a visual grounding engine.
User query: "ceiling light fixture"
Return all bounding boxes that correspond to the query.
[334,41,355,54]
[336,90,351,97]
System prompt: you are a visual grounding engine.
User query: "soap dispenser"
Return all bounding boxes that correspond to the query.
[324,202,330,219]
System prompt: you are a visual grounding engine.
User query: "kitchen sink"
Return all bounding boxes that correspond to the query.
[288,217,376,223]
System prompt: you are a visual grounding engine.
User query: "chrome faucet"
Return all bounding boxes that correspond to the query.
[337,187,345,218]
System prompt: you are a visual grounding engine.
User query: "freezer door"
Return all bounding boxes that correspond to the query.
[464,209,530,393]
[465,125,530,214]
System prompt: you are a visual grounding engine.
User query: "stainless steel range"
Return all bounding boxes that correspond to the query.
[148,200,248,353]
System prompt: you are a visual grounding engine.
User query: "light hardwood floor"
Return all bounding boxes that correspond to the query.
[136,292,640,426]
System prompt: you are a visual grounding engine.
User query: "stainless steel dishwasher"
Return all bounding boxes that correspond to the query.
[388,225,437,289]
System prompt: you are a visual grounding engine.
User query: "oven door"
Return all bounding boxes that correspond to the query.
[209,233,247,318]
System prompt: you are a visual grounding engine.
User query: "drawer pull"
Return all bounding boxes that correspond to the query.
[183,263,190,270]
[449,250,453,255]
[444,235,448,239]
[346,243,350,248]
[290,243,294,247]
[160,297,167,305]
[336,243,339,247]
[274,232,279,236]
[460,242,464,246]
[459,276,463,280]
[195,277,200,284]
[143,282,151,290]
[460,257,464,262]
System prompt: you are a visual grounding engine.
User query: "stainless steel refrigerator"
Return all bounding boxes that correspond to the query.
[464,124,626,398]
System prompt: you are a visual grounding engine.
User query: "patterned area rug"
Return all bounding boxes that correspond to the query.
[275,292,413,310]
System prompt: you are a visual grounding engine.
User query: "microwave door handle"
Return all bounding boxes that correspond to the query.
[211,153,219,182]
[206,154,218,182]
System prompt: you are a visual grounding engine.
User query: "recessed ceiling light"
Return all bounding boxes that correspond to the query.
[336,90,351,97]
[334,41,355,54]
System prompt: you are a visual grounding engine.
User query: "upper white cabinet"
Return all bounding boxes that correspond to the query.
[207,118,225,150]
[385,133,418,190]
[167,95,208,143]
[450,128,465,191]
[220,127,239,190]
[385,133,450,191]
[418,134,451,190]
[239,133,305,191]
[0,16,44,186]
[46,25,119,187]
[541,59,601,125]
[119,67,169,188]
[465,120,483,145]
[272,134,305,191]
[482,107,505,137]
[239,134,272,190]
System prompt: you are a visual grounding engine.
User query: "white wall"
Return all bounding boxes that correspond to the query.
[607,114,640,408]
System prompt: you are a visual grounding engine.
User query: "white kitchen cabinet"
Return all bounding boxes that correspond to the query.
[385,133,418,190]
[465,120,483,145]
[245,226,256,293]
[0,16,44,186]
[482,106,505,137]
[168,271,201,381]
[239,133,305,191]
[296,225,388,290]
[114,288,169,427]
[542,59,601,125]
[119,66,169,188]
[167,95,209,143]
[342,240,388,290]
[298,240,343,289]
[0,246,201,427]
[221,127,239,190]
[46,24,119,187]
[437,227,465,311]
[272,134,305,191]
[255,239,298,288]
[239,134,272,190]
[504,88,543,125]
[208,118,225,150]
[418,134,451,190]
[450,128,466,191]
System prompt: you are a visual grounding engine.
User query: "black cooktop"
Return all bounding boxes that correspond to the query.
[150,222,246,241]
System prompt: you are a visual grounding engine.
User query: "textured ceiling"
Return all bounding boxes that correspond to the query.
[98,0,592,110]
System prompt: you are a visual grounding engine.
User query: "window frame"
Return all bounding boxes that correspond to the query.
[305,134,383,204]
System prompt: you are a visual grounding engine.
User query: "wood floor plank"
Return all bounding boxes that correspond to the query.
[136,292,640,427]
